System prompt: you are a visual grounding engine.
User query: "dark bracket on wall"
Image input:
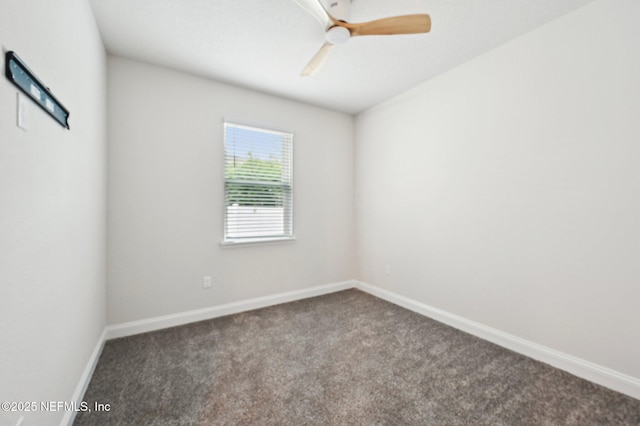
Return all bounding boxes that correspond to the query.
[5,51,70,129]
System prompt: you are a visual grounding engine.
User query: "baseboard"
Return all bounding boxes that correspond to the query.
[354,280,640,401]
[61,328,108,426]
[106,280,356,340]
[66,279,639,424]
[63,281,355,424]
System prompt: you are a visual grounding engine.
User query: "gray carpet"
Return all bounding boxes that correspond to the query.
[75,289,640,425]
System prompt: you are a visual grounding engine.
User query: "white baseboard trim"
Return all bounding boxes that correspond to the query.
[354,280,640,401]
[106,280,356,340]
[61,328,108,426]
[79,279,639,412]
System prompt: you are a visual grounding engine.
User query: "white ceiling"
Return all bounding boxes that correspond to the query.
[89,0,595,114]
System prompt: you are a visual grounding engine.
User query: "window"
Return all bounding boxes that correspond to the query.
[223,122,293,244]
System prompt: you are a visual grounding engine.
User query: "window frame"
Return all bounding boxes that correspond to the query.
[221,122,295,246]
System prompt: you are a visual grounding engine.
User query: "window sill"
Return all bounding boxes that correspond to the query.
[220,237,297,248]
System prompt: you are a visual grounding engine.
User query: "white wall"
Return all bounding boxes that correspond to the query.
[356,0,640,380]
[107,57,354,324]
[3,1,638,421]
[0,0,107,425]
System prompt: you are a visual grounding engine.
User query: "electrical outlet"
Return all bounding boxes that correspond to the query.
[385,264,391,275]
[203,276,212,289]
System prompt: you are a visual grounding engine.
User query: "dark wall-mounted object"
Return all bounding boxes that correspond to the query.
[5,51,70,129]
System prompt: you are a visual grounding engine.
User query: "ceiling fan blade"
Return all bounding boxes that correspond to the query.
[344,14,431,36]
[301,42,334,77]
[293,0,333,28]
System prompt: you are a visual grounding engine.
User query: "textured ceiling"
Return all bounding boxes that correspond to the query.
[89,0,595,114]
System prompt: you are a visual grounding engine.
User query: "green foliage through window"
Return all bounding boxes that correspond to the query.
[223,122,293,240]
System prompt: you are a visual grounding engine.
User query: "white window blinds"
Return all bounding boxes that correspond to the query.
[223,122,293,242]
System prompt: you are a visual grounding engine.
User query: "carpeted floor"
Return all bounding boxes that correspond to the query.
[75,289,640,425]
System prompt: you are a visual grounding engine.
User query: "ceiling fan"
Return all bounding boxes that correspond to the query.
[294,0,431,76]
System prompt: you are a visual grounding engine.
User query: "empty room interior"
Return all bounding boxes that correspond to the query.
[1,0,640,424]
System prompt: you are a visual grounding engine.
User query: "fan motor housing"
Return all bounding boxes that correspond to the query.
[326,26,351,45]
